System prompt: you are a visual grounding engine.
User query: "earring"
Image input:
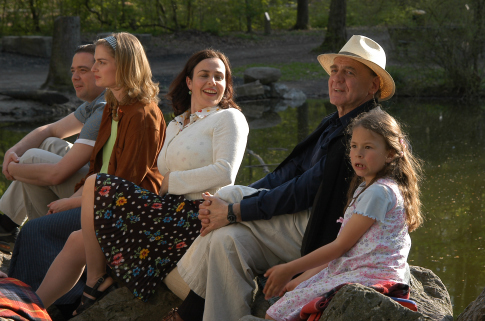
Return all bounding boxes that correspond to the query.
[372,94,377,107]
[188,90,192,95]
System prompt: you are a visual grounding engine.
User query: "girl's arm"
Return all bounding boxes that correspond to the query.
[263,213,375,299]
[284,263,329,293]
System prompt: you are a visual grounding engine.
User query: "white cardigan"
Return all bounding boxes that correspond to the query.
[157,108,249,200]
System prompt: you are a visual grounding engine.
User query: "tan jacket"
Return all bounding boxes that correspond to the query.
[75,100,166,194]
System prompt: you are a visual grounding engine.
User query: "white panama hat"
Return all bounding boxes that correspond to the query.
[317,35,395,101]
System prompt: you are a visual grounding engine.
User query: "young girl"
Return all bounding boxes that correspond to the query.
[263,107,423,321]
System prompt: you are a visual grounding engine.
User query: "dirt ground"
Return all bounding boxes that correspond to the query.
[0,27,394,99]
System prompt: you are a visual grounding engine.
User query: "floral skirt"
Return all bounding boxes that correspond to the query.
[93,173,202,301]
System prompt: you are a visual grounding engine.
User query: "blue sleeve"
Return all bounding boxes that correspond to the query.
[353,183,394,223]
[241,154,327,221]
[249,158,301,190]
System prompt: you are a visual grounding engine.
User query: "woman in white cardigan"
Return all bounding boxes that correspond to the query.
[36,49,249,316]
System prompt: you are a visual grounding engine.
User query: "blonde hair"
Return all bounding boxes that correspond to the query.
[95,32,159,120]
[346,108,424,232]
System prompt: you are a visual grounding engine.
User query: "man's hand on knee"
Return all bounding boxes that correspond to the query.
[2,151,19,180]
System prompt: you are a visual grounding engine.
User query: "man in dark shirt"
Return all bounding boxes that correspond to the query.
[166,35,396,321]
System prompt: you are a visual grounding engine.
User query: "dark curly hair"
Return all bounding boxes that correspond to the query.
[166,49,240,116]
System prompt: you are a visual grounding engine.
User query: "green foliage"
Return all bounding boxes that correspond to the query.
[386,65,448,96]
[233,62,326,81]
[346,0,415,26]
[0,0,448,36]
[388,0,485,97]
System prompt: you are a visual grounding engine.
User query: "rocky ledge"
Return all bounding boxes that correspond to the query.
[55,266,453,321]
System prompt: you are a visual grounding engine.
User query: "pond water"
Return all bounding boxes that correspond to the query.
[0,98,483,317]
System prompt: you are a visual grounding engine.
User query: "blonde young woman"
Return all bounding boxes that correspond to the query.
[42,33,165,213]
[35,32,167,313]
[36,49,249,316]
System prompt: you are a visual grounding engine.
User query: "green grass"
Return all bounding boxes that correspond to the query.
[233,62,327,82]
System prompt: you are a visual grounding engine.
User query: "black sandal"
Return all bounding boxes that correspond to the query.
[73,273,119,316]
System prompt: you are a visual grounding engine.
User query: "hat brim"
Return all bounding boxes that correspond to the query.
[317,53,395,101]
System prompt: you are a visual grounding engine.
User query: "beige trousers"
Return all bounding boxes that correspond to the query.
[0,138,89,225]
[177,185,310,321]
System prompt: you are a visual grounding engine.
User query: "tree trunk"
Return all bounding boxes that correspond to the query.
[120,0,126,27]
[41,16,81,91]
[294,0,309,30]
[156,0,168,26]
[245,0,252,33]
[28,0,41,32]
[318,0,347,52]
[186,0,193,28]
[170,0,180,31]
[1,0,8,34]
[469,0,485,94]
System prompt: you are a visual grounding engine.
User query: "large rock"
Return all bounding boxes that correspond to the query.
[244,67,281,85]
[235,80,265,99]
[455,286,485,321]
[243,284,425,321]
[0,94,76,122]
[2,36,52,57]
[319,283,425,320]
[408,266,453,321]
[71,284,181,321]
[246,266,452,321]
[269,83,289,98]
[282,88,307,101]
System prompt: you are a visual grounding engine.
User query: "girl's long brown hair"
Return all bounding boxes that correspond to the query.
[345,107,424,232]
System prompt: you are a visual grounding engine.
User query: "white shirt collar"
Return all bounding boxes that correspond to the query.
[173,106,221,131]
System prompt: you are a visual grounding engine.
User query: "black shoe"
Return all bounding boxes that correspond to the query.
[0,226,19,254]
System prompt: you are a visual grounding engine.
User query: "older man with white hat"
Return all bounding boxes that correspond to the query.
[163,35,396,321]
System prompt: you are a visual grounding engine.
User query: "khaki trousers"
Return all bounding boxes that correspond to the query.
[0,138,89,225]
[177,186,310,321]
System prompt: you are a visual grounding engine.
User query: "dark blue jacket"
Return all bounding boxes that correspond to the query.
[240,100,375,255]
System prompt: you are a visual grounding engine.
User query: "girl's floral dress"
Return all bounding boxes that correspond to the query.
[267,178,411,321]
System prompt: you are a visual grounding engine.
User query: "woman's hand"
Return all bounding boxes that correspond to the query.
[263,263,296,300]
[47,198,76,215]
[159,171,170,196]
[0,271,7,278]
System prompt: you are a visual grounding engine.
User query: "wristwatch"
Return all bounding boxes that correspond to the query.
[227,203,237,224]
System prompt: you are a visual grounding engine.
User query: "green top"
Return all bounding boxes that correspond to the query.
[100,119,119,174]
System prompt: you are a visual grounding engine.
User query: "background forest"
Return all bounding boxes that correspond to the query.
[2,0,485,97]
[0,0,478,36]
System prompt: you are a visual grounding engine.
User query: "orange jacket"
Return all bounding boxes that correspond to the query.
[75,100,165,194]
